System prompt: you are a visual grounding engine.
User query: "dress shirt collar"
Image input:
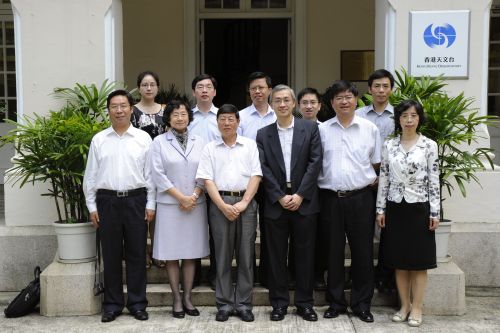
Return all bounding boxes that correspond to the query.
[329,115,362,129]
[106,124,136,137]
[193,104,218,115]
[276,117,295,131]
[392,133,426,150]
[249,103,274,117]
[367,103,394,115]
[215,134,245,148]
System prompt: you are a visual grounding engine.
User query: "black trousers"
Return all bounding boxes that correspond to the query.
[265,210,317,309]
[97,191,148,313]
[255,187,268,286]
[319,188,375,313]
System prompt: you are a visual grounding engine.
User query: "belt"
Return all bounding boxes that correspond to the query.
[97,187,146,198]
[331,186,369,198]
[285,182,293,195]
[219,190,246,197]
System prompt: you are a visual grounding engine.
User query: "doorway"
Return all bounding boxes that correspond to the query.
[201,19,290,109]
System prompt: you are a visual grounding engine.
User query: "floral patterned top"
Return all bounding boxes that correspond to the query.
[130,105,165,140]
[376,134,440,218]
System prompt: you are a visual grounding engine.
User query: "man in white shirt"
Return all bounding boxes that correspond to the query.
[355,69,396,294]
[188,73,220,143]
[83,90,155,323]
[188,73,220,289]
[318,80,381,323]
[196,104,262,323]
[238,71,276,140]
[238,71,276,287]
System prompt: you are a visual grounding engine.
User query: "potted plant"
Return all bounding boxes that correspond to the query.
[382,69,498,261]
[0,80,115,262]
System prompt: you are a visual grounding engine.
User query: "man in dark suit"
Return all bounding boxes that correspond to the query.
[256,84,323,322]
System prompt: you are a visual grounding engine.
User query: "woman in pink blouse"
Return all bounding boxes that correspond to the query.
[375,99,440,327]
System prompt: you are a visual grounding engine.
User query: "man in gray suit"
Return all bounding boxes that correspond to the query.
[256,85,323,322]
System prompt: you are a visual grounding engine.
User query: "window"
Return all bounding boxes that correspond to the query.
[488,5,500,117]
[200,0,289,11]
[0,0,14,122]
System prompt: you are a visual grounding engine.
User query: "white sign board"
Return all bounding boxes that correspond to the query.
[409,10,470,78]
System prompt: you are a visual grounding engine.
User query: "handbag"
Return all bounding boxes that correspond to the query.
[93,231,105,296]
[4,266,41,318]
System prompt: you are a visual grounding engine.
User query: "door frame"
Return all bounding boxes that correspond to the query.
[183,0,306,95]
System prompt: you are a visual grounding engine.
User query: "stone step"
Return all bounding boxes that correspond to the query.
[130,258,379,284]
[124,284,398,307]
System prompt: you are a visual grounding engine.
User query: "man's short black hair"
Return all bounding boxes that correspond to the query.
[327,80,359,100]
[217,104,240,120]
[247,71,272,90]
[297,87,321,103]
[191,74,218,90]
[107,90,134,109]
[136,70,160,88]
[368,69,395,89]
[163,99,194,128]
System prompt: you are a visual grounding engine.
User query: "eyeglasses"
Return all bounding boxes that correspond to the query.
[218,116,237,123]
[249,86,268,93]
[171,112,189,118]
[272,98,293,105]
[333,95,355,102]
[140,83,157,88]
[195,84,214,90]
[109,104,130,111]
[300,100,319,106]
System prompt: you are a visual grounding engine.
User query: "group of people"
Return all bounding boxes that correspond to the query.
[82,69,440,327]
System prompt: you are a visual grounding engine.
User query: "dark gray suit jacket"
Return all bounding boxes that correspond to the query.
[256,118,323,220]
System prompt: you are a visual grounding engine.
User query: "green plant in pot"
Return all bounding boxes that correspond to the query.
[0,80,116,262]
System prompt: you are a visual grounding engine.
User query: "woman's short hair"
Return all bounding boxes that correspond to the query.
[137,70,160,88]
[163,99,193,128]
[394,99,426,133]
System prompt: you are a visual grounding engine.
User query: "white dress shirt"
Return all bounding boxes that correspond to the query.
[238,104,276,141]
[355,103,395,142]
[188,104,219,143]
[196,135,262,191]
[83,125,155,212]
[318,116,381,191]
[376,134,440,217]
[277,118,294,183]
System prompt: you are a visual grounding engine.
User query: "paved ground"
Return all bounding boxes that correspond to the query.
[1,288,499,333]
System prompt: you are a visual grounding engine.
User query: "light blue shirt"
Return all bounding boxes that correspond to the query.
[188,104,219,143]
[355,103,394,143]
[238,104,276,141]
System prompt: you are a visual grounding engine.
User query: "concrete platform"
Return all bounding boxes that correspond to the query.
[1,287,499,333]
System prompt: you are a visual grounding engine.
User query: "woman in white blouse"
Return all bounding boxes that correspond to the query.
[150,100,209,318]
[375,99,440,327]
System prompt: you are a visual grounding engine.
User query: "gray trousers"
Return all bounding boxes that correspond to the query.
[209,196,257,312]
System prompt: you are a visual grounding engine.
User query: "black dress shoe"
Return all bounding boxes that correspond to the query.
[324,307,347,319]
[353,310,374,323]
[172,308,185,319]
[237,309,254,322]
[132,310,149,321]
[270,307,287,321]
[101,311,120,323]
[215,309,231,322]
[296,307,318,321]
[183,305,200,316]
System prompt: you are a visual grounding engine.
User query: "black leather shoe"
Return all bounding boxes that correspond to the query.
[270,307,287,321]
[172,309,185,319]
[101,311,120,323]
[296,307,318,321]
[132,310,149,321]
[353,310,374,323]
[215,309,231,322]
[237,309,254,322]
[324,307,347,319]
[183,305,200,316]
